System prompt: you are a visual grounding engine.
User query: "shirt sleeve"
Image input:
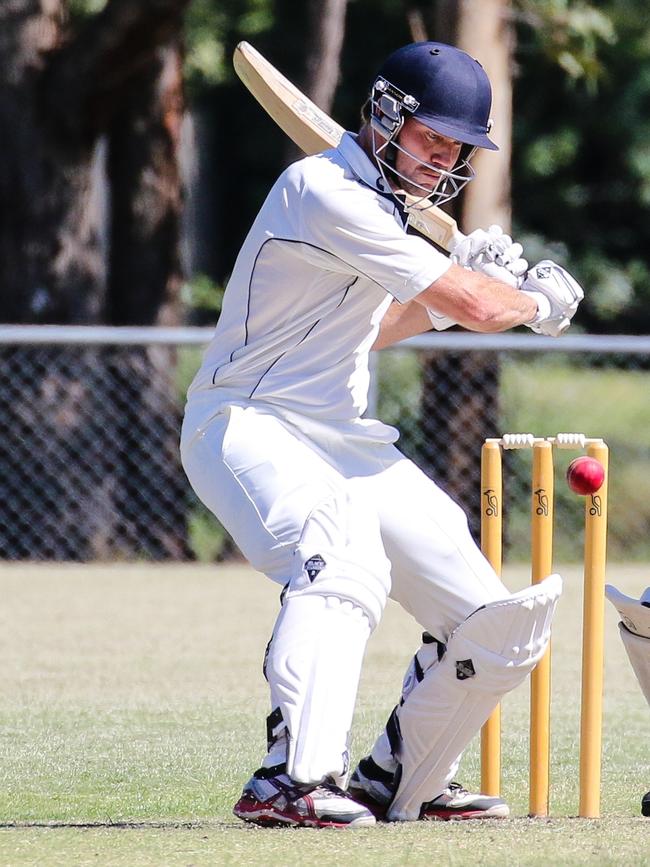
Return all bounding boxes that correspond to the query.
[296,173,451,304]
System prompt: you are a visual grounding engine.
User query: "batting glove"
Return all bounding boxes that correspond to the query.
[451,225,529,288]
[521,260,584,337]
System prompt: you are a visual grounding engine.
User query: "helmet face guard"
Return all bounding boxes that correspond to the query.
[368,42,497,210]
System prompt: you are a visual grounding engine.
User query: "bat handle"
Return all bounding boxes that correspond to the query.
[450,228,465,248]
[478,259,520,287]
[448,229,520,287]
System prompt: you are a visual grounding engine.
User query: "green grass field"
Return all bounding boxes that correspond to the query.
[1,563,649,866]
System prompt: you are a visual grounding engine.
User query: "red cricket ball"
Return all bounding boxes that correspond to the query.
[566,456,605,495]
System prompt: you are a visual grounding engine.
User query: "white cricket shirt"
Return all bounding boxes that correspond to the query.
[188,132,451,424]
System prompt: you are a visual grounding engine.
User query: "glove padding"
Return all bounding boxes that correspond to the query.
[428,225,528,330]
[451,224,528,288]
[521,260,584,337]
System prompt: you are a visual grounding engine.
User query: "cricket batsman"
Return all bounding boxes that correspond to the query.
[605,584,650,816]
[180,42,583,827]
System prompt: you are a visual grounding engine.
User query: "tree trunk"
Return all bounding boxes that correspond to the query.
[104,40,189,559]
[303,0,348,113]
[0,0,104,323]
[108,42,184,326]
[418,1,514,540]
[0,0,191,322]
[284,0,348,163]
[457,0,513,233]
[419,348,501,540]
[0,0,192,559]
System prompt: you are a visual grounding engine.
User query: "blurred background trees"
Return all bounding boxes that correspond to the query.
[514,0,650,333]
[3,0,648,331]
[0,0,191,325]
[0,0,193,558]
[180,0,650,335]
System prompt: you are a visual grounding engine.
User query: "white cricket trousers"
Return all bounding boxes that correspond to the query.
[180,398,508,641]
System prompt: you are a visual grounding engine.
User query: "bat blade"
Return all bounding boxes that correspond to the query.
[233,41,461,252]
[233,42,344,154]
[400,197,460,250]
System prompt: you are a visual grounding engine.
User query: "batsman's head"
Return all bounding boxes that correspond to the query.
[366,42,497,206]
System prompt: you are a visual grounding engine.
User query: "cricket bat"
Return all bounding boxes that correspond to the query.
[233,41,463,252]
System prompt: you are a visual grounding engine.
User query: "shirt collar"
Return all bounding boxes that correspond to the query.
[337,131,392,195]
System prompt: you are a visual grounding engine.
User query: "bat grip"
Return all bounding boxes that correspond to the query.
[447,229,520,287]
[479,260,520,287]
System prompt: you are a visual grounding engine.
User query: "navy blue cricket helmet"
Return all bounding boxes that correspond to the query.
[372,41,497,151]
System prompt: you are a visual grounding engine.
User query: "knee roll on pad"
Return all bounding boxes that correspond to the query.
[265,592,372,785]
[388,572,563,820]
[445,571,563,692]
[287,491,391,629]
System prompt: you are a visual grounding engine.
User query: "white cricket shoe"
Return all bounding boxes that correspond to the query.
[348,756,509,821]
[233,765,376,828]
[419,780,510,820]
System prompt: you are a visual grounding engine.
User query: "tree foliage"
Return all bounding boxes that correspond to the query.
[514,0,650,331]
[6,1,649,332]
[177,0,649,333]
[517,0,616,84]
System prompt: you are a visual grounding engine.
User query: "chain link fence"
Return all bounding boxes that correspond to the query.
[1,327,649,563]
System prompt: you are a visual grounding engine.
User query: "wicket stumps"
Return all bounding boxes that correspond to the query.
[479,433,609,818]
